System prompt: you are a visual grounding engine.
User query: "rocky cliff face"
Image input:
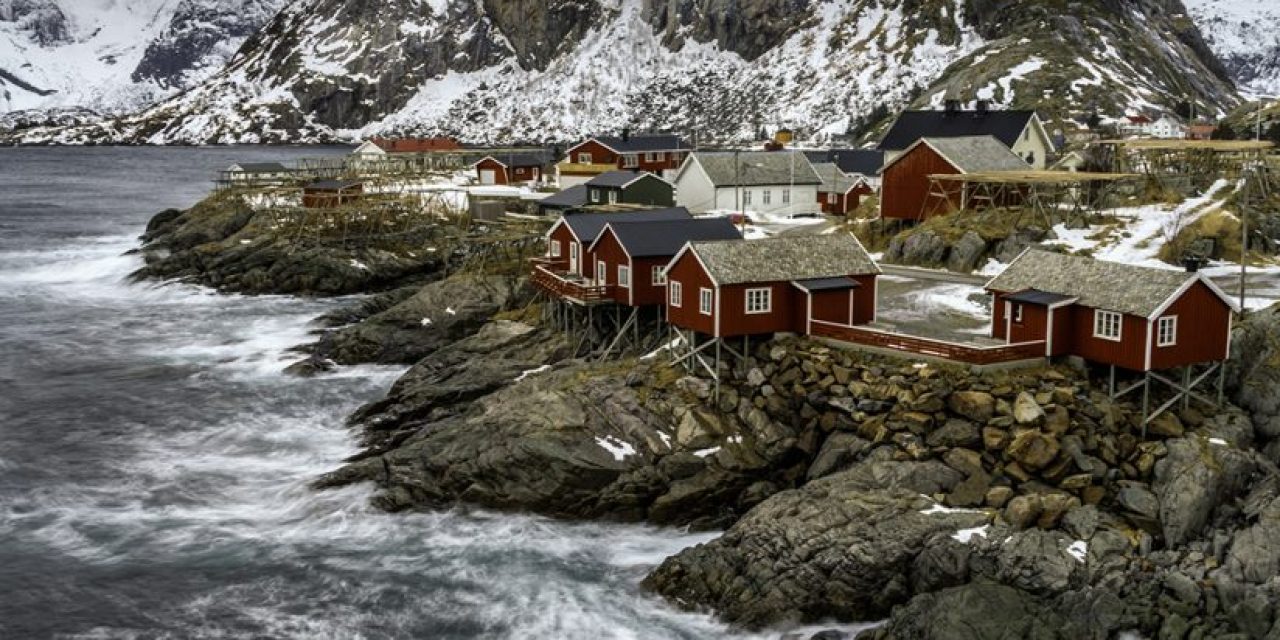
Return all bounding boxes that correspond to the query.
[1185,0,1280,96]
[6,0,1246,144]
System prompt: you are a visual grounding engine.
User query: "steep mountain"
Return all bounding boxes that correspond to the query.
[1184,0,1280,96]
[4,0,1244,144]
[0,0,285,115]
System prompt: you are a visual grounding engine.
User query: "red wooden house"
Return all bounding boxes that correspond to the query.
[557,133,692,187]
[985,249,1237,371]
[587,218,742,306]
[879,136,1029,220]
[813,162,873,215]
[536,208,692,303]
[472,152,551,185]
[664,234,881,339]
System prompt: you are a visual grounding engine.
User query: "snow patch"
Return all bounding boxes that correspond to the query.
[595,436,636,461]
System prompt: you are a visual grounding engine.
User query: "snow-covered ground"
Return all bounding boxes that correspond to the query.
[1184,0,1280,96]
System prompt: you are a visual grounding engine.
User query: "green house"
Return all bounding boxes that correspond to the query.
[585,171,675,207]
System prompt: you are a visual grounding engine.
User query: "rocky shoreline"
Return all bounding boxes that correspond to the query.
[137,196,1280,639]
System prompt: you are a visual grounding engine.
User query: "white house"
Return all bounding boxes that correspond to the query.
[673,151,822,216]
[1150,116,1188,139]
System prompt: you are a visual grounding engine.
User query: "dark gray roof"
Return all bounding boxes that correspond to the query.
[596,217,741,257]
[539,185,589,208]
[1004,289,1076,305]
[985,249,1208,317]
[805,149,884,176]
[231,162,288,173]
[910,136,1030,173]
[688,151,822,187]
[813,163,862,194]
[586,170,667,188]
[484,152,551,167]
[561,207,691,242]
[794,277,861,291]
[878,109,1039,151]
[594,134,691,153]
[306,179,363,190]
[687,234,880,285]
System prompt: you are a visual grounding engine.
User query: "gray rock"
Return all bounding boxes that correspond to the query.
[949,391,996,423]
[1013,392,1046,425]
[808,433,873,480]
[926,419,982,448]
[1154,437,1256,546]
[865,583,1071,640]
[1116,481,1160,519]
[946,231,988,273]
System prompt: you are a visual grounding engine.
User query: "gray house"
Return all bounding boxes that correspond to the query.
[585,171,675,207]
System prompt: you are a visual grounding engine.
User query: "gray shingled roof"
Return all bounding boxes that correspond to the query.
[595,134,691,153]
[561,207,691,242]
[805,149,884,176]
[916,136,1030,173]
[688,234,880,285]
[586,170,665,188]
[985,249,1202,317]
[690,151,822,187]
[597,217,742,257]
[539,184,589,209]
[813,163,862,194]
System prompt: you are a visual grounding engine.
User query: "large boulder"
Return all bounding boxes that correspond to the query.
[1228,305,1280,442]
[857,583,1073,640]
[642,458,980,628]
[1152,436,1256,546]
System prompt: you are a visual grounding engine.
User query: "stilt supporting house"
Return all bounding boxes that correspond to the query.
[667,330,747,401]
[1108,363,1227,437]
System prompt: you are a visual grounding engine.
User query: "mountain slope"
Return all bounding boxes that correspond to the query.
[5,0,1243,144]
[1184,0,1280,96]
[0,0,285,115]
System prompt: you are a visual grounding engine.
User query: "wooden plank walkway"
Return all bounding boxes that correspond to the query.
[810,320,1046,365]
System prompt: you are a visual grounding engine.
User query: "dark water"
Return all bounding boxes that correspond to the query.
[0,147,854,639]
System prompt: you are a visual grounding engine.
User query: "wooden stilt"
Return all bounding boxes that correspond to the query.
[1141,372,1151,439]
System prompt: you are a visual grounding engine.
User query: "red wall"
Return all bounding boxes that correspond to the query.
[592,231,632,304]
[631,256,670,306]
[881,144,960,220]
[546,224,578,272]
[475,158,510,185]
[819,184,876,215]
[1149,281,1232,370]
[803,276,877,328]
[665,252,716,335]
[565,140,687,174]
[718,282,802,338]
[993,293,1147,369]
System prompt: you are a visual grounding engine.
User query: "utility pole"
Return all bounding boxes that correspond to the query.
[1240,160,1251,314]
[735,149,741,214]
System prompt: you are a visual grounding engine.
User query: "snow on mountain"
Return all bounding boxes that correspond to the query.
[2,0,1245,144]
[1184,0,1280,96]
[0,0,285,115]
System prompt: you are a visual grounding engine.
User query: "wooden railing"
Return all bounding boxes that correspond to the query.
[810,320,1046,365]
[530,264,613,303]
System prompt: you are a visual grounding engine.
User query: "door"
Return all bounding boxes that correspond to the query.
[569,242,579,274]
[480,169,497,185]
[597,260,607,285]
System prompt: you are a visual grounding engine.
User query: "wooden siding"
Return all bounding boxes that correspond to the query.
[546,224,578,273]
[818,183,874,215]
[565,140,688,174]
[475,158,510,185]
[591,230,633,305]
[1149,281,1232,369]
[665,251,717,335]
[718,282,802,337]
[880,143,960,220]
[1008,301,1049,344]
[852,275,877,324]
[621,176,675,206]
[630,256,669,306]
[1064,305,1149,371]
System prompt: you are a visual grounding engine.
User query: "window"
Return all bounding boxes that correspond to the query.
[743,189,752,206]
[1013,304,1024,323]
[590,189,601,203]
[669,281,683,307]
[622,154,639,168]
[597,260,607,285]
[607,190,618,204]
[828,193,837,204]
[1093,310,1122,341]
[656,152,666,161]
[644,152,656,162]
[550,240,562,258]
[699,288,713,315]
[782,188,791,204]
[618,265,630,288]
[746,288,772,314]
[762,189,772,205]
[652,265,666,285]
[1157,316,1178,347]
[578,152,591,164]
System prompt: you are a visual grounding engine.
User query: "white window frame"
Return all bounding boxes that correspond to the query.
[652,265,666,285]
[1093,310,1122,342]
[590,189,601,203]
[1157,315,1178,347]
[1013,303,1024,323]
[742,189,752,206]
[597,260,607,285]
[827,193,837,204]
[699,288,713,315]
[669,280,682,307]
[622,154,639,168]
[569,242,579,271]
[644,152,656,162]
[578,152,591,164]
[745,287,772,314]
[762,189,772,205]
[656,152,666,161]
[782,188,791,204]
[549,240,561,258]
[618,265,630,288]
[607,190,618,204]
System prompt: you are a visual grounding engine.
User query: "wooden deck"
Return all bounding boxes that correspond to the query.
[810,320,1046,366]
[530,263,613,305]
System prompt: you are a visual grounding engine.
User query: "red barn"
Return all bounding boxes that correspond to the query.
[473,153,550,185]
[663,234,881,339]
[985,249,1237,372]
[538,208,691,281]
[557,133,692,187]
[814,162,873,215]
[879,136,1028,220]
[587,218,742,306]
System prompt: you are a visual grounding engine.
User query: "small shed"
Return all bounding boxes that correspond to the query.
[879,136,1029,220]
[663,234,881,339]
[473,152,550,185]
[813,162,872,215]
[984,249,1236,371]
[588,217,742,306]
[585,171,675,207]
[302,180,364,208]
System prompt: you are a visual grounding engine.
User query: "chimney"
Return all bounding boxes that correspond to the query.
[975,100,990,115]
[1182,255,1207,273]
[944,99,962,115]
[621,128,631,142]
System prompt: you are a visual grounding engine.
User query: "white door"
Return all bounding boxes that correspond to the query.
[480,169,497,185]
[597,260,607,285]
[569,242,579,273]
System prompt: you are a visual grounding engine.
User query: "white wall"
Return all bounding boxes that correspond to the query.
[731,184,820,216]
[674,160,719,213]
